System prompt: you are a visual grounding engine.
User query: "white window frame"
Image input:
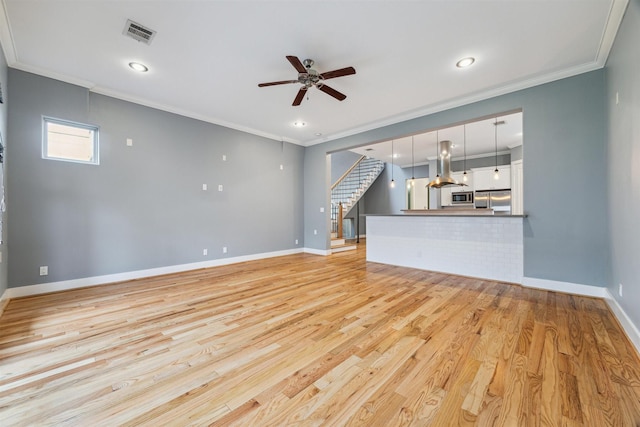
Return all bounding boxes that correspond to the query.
[42,116,100,165]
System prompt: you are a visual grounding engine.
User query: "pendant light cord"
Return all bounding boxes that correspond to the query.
[411,136,415,179]
[494,118,498,171]
[463,125,467,172]
[435,131,440,177]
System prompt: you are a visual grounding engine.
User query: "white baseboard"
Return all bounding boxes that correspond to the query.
[303,247,331,256]
[6,248,304,299]
[522,277,640,356]
[0,287,9,318]
[522,276,608,298]
[604,289,640,356]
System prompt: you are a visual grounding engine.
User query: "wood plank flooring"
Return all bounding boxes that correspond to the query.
[1,244,640,426]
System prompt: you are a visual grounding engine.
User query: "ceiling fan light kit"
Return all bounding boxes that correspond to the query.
[258,55,356,106]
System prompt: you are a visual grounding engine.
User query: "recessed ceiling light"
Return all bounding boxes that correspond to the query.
[128,62,149,72]
[456,57,475,68]
[315,133,322,136]
[293,121,306,127]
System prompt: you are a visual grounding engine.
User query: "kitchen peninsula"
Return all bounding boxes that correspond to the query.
[366,212,525,284]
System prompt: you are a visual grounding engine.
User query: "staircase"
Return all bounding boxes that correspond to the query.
[330,156,385,253]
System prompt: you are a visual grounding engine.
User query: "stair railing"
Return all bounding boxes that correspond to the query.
[331,155,385,239]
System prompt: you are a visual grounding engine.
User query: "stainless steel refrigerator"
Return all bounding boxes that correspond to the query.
[474,190,511,214]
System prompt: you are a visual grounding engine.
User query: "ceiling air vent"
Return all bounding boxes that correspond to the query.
[123,19,156,45]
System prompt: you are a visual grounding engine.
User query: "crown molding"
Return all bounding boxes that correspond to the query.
[0,0,17,65]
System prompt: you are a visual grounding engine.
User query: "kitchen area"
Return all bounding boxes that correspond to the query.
[352,111,526,284]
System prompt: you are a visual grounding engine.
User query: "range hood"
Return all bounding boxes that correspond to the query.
[427,140,467,188]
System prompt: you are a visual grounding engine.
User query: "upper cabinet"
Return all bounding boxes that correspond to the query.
[472,165,511,191]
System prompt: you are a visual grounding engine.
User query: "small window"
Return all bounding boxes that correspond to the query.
[43,117,99,164]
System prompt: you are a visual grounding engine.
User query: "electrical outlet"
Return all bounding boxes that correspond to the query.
[314,229,317,235]
[126,138,133,147]
[218,184,223,192]
[222,246,227,254]
[280,164,284,170]
[203,249,208,256]
[222,154,227,161]
[202,184,208,191]
[39,266,48,276]
[320,207,324,213]
[295,239,298,245]
[619,283,623,297]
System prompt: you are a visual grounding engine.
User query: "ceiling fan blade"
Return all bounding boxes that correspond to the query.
[292,88,307,106]
[318,84,347,101]
[286,56,307,73]
[258,80,299,87]
[320,66,356,80]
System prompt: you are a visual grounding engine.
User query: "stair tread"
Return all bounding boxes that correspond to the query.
[331,244,357,253]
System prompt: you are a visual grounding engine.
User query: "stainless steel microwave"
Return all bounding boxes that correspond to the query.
[452,191,474,204]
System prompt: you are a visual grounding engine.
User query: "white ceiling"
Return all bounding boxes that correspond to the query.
[0,1,627,146]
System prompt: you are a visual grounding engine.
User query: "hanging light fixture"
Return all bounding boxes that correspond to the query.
[411,136,415,186]
[435,131,441,185]
[462,124,468,182]
[493,118,500,180]
[390,139,396,188]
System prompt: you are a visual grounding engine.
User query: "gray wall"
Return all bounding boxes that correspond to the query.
[0,44,8,297]
[510,145,523,162]
[605,0,640,329]
[355,164,430,235]
[451,153,511,171]
[7,70,304,287]
[330,150,361,184]
[304,70,609,288]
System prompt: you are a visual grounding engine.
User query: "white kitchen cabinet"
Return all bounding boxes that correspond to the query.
[472,165,511,191]
[441,186,452,206]
[511,160,523,214]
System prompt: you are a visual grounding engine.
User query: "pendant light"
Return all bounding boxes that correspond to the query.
[390,139,396,188]
[435,131,441,185]
[411,136,415,186]
[493,118,500,180]
[462,124,468,182]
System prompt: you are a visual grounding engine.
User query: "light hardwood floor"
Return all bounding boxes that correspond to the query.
[1,244,640,426]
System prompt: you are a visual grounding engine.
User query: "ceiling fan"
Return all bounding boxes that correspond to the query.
[258,56,356,106]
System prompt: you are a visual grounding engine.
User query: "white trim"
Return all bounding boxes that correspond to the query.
[6,248,303,299]
[596,0,629,68]
[522,276,608,298]
[0,1,627,149]
[90,86,304,146]
[303,247,331,256]
[604,289,640,356]
[304,62,604,147]
[0,0,17,65]
[0,287,9,318]
[10,62,96,89]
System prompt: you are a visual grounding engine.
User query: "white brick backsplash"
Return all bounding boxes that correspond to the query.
[367,215,524,284]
